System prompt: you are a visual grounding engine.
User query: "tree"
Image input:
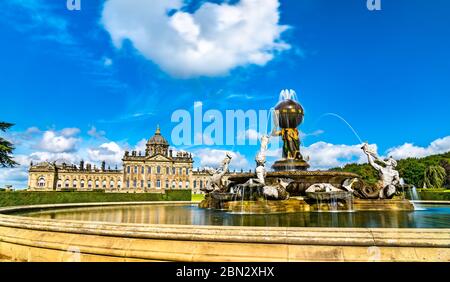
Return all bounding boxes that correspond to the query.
[0,122,18,167]
[423,165,447,189]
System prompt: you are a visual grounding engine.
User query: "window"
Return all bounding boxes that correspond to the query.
[157,166,161,174]
[65,180,70,188]
[57,179,62,188]
[147,180,151,188]
[133,179,137,188]
[88,180,92,188]
[141,166,144,174]
[95,180,99,188]
[186,168,189,175]
[179,181,182,189]
[200,181,203,189]
[110,180,114,188]
[127,166,130,173]
[73,180,77,188]
[179,168,183,175]
[134,166,137,173]
[156,179,161,188]
[141,180,144,188]
[166,179,169,188]
[126,180,130,188]
[185,181,190,189]
[172,167,176,175]
[172,181,176,188]
[147,166,151,174]
[37,177,45,187]
[166,167,170,174]
[193,180,197,188]
[80,180,85,188]
[117,180,122,189]
[102,180,107,188]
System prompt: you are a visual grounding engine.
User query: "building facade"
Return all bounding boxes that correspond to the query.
[28,127,208,194]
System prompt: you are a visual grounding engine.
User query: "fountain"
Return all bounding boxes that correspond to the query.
[199,89,415,213]
[1,88,447,262]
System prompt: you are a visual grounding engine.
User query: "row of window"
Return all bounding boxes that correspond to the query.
[37,177,202,190]
[54,179,123,189]
[125,179,190,189]
[193,180,207,189]
[126,165,190,176]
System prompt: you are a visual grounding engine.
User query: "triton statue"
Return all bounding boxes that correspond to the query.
[203,153,232,193]
[358,143,400,199]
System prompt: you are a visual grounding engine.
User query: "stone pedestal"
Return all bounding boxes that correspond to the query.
[353,199,415,211]
[272,159,310,171]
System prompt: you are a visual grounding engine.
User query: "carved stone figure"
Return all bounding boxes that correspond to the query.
[202,153,232,193]
[305,183,343,193]
[359,143,400,199]
[262,178,291,200]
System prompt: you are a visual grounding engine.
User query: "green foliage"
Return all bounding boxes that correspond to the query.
[0,190,192,207]
[423,166,447,189]
[191,193,205,201]
[0,122,18,168]
[405,189,450,201]
[332,163,378,186]
[331,151,450,188]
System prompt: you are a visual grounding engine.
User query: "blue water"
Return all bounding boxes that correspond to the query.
[16,204,450,228]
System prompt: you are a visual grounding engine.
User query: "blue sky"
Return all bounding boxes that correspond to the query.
[1,0,450,187]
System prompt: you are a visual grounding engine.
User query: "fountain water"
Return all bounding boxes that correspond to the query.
[319,113,364,144]
[409,186,425,210]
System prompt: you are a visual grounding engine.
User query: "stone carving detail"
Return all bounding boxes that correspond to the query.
[356,143,401,199]
[202,153,232,193]
[306,183,343,193]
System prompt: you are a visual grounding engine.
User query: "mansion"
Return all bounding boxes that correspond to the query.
[28,127,212,194]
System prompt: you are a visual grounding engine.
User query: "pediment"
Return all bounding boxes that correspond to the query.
[146,154,171,162]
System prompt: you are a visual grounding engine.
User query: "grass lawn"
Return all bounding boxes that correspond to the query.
[191,193,205,201]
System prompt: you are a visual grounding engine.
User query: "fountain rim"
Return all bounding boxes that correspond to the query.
[1,201,450,262]
[1,201,450,247]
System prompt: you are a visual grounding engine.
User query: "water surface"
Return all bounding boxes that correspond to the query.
[14,204,450,228]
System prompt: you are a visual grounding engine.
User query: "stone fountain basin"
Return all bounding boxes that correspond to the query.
[228,170,360,196]
[306,191,353,201]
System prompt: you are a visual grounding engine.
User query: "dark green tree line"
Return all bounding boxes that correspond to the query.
[0,122,18,167]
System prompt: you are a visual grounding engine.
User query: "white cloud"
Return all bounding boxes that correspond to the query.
[303,142,367,170]
[194,148,249,170]
[87,142,124,165]
[60,127,80,137]
[237,129,260,141]
[101,0,290,78]
[134,138,147,153]
[87,126,106,139]
[103,57,113,67]
[387,136,450,159]
[38,130,80,153]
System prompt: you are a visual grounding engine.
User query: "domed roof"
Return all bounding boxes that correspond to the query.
[147,125,169,146]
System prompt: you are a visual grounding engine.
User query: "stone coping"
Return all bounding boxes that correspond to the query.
[412,200,450,205]
[0,201,197,214]
[0,202,449,248]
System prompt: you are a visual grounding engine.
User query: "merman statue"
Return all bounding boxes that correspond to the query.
[203,153,232,193]
[359,143,400,199]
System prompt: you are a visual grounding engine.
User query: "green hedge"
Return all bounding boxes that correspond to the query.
[0,190,191,208]
[405,189,450,201]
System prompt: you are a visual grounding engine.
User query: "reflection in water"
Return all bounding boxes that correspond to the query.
[17,204,450,228]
